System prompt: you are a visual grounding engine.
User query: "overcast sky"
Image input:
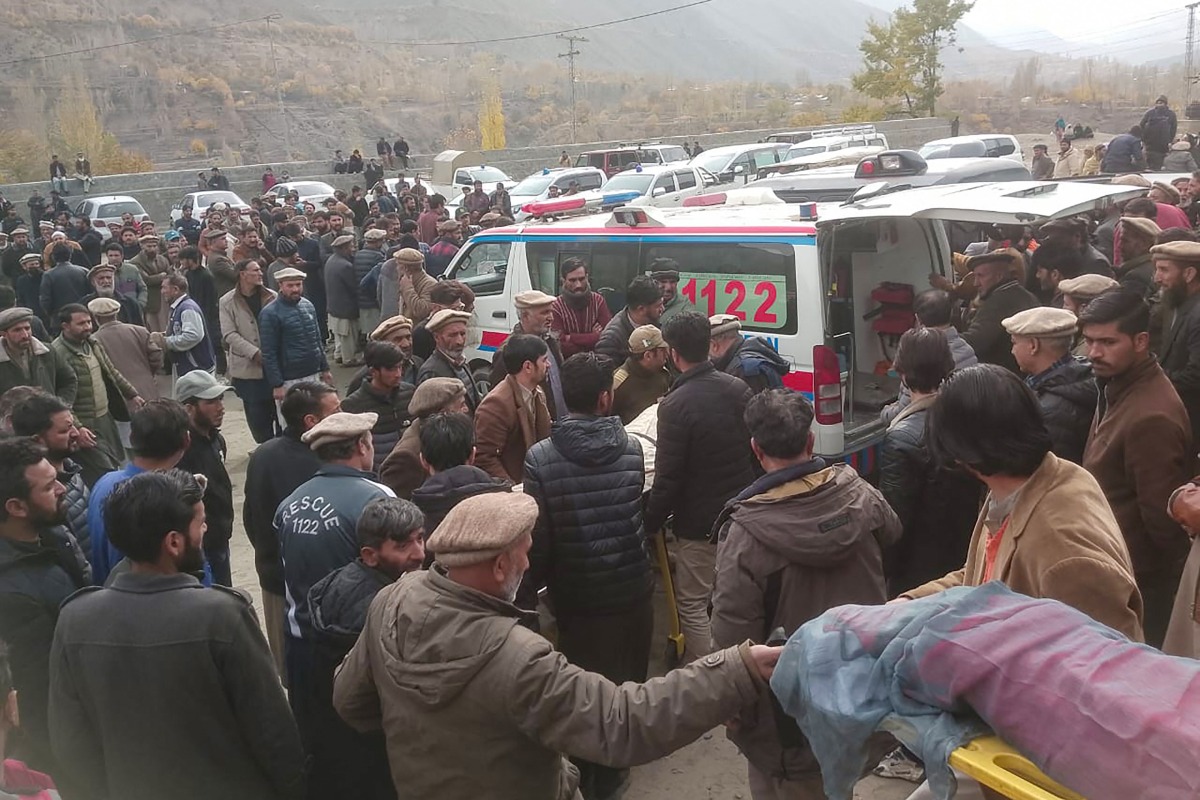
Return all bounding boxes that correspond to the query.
[963,0,1186,41]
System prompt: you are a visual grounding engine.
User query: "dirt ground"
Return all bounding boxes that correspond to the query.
[216,363,915,800]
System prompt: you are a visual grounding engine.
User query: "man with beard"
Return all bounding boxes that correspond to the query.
[86,399,192,584]
[102,241,147,315]
[81,262,142,326]
[10,392,94,562]
[596,276,665,364]
[0,437,89,776]
[0,308,75,399]
[49,469,305,800]
[0,229,33,287]
[651,260,699,324]
[1115,216,1161,299]
[131,234,172,333]
[348,314,424,395]
[709,314,789,395]
[416,309,479,412]
[489,290,565,418]
[612,325,672,424]
[1152,240,1200,446]
[551,257,612,358]
[174,371,234,587]
[13,255,46,329]
[960,249,1040,374]
[89,297,162,450]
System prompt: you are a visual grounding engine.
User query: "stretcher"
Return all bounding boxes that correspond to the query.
[950,737,1085,800]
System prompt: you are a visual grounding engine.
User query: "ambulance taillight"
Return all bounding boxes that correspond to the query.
[812,344,843,425]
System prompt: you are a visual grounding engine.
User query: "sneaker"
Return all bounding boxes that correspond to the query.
[872,746,925,783]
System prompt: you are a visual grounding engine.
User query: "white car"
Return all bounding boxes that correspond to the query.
[508,168,607,221]
[758,133,891,179]
[690,143,790,185]
[73,195,151,242]
[438,165,518,208]
[169,190,251,224]
[919,135,1024,164]
[264,181,337,206]
[523,164,718,218]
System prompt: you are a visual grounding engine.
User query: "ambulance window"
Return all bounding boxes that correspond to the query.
[448,241,510,297]
[641,243,798,335]
[527,242,641,313]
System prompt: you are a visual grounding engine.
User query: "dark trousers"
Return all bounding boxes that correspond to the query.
[558,595,654,800]
[233,377,280,444]
[285,634,319,755]
[306,272,328,340]
[1140,566,1183,649]
[204,543,232,586]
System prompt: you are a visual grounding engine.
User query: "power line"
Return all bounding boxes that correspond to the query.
[0,15,281,67]
[361,0,716,47]
[557,34,587,143]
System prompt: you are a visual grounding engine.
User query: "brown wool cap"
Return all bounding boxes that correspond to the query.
[1120,216,1162,239]
[301,411,378,450]
[437,219,461,233]
[273,267,307,282]
[87,263,115,278]
[1002,307,1078,337]
[0,308,33,330]
[87,297,121,317]
[331,234,355,248]
[202,228,227,241]
[709,313,741,337]
[395,248,425,266]
[371,315,413,341]
[1057,274,1119,300]
[427,492,538,567]
[363,228,387,242]
[1151,240,1200,262]
[1152,181,1182,205]
[426,308,471,333]
[410,377,466,417]
[513,290,555,310]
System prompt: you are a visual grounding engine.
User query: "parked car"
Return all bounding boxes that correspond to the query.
[169,190,252,224]
[919,135,1024,163]
[690,143,789,185]
[573,143,691,177]
[508,167,607,221]
[73,196,152,242]
[264,180,337,206]
[763,123,882,144]
[757,133,891,179]
[522,164,719,220]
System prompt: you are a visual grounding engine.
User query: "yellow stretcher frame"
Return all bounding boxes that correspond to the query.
[949,737,1086,800]
[653,527,686,665]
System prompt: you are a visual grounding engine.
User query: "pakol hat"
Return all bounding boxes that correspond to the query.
[87,263,115,278]
[1058,274,1119,299]
[426,308,471,333]
[395,248,424,266]
[628,324,666,354]
[8,228,28,237]
[1152,181,1182,205]
[437,219,461,233]
[1120,216,1162,239]
[363,228,387,242]
[650,268,680,281]
[301,411,378,450]
[273,266,306,282]
[371,315,413,341]
[1002,307,1078,338]
[202,228,227,241]
[331,234,355,248]
[427,492,538,568]
[709,313,742,337]
[513,290,555,310]
[1151,240,1200,262]
[87,297,122,317]
[0,308,33,330]
[18,253,40,265]
[410,377,465,417]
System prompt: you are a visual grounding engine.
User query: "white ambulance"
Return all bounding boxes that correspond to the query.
[442,179,1143,478]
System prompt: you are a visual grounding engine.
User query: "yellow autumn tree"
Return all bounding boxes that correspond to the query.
[54,75,152,176]
[0,129,51,183]
[479,83,506,151]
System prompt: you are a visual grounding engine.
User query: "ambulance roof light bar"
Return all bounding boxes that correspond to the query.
[525,196,589,219]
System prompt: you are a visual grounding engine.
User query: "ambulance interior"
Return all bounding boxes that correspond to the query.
[820,216,951,435]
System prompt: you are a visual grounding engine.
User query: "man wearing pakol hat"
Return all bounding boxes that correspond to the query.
[131,232,172,333]
[14,254,47,327]
[39,243,90,319]
[0,228,33,287]
[325,233,362,366]
[474,334,551,483]
[650,258,699,324]
[259,265,332,428]
[276,411,395,749]
[265,235,301,292]
[415,308,480,412]
[1152,239,1200,445]
[100,240,148,315]
[612,323,672,424]
[0,307,76,400]
[354,229,387,339]
[709,313,789,395]
[396,247,437,324]
[90,297,162,448]
[489,290,566,419]
[1115,215,1161,298]
[347,315,423,395]
[1059,274,1118,322]
[1004,306,1097,464]
[960,248,1039,374]
[334,491,783,800]
[81,261,142,327]
[379,377,469,498]
[424,218,462,278]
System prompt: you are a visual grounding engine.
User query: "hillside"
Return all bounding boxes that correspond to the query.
[0,0,1040,173]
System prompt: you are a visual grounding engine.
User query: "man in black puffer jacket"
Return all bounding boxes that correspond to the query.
[521,352,654,800]
[411,411,511,557]
[1005,307,1098,464]
[709,314,789,394]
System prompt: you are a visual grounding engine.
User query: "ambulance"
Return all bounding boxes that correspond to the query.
[441,179,1144,478]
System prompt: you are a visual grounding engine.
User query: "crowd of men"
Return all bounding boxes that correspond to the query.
[0,149,1197,800]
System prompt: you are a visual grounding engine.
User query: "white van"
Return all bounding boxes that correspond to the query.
[442,181,1143,475]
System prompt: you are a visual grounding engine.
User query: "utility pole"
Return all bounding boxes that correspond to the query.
[266,15,294,160]
[557,34,587,143]
[1188,3,1200,114]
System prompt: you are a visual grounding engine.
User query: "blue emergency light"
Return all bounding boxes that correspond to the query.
[798,202,818,220]
[602,190,644,206]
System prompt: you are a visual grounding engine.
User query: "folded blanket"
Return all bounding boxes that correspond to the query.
[771,582,1200,800]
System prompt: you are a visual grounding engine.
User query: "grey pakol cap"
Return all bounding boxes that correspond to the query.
[174,370,230,402]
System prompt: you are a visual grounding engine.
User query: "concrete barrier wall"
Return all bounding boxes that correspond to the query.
[1,118,948,225]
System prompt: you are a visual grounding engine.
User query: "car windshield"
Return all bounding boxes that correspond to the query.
[97,201,144,217]
[199,192,241,206]
[785,145,828,159]
[510,174,557,196]
[602,173,655,194]
[469,167,509,183]
[694,153,734,173]
[920,141,985,159]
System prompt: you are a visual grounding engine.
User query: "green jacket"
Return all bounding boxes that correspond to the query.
[0,337,77,402]
[50,336,138,424]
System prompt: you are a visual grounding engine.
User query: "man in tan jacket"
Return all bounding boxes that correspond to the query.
[1080,288,1193,647]
[334,491,782,800]
[901,363,1144,643]
[474,334,551,483]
